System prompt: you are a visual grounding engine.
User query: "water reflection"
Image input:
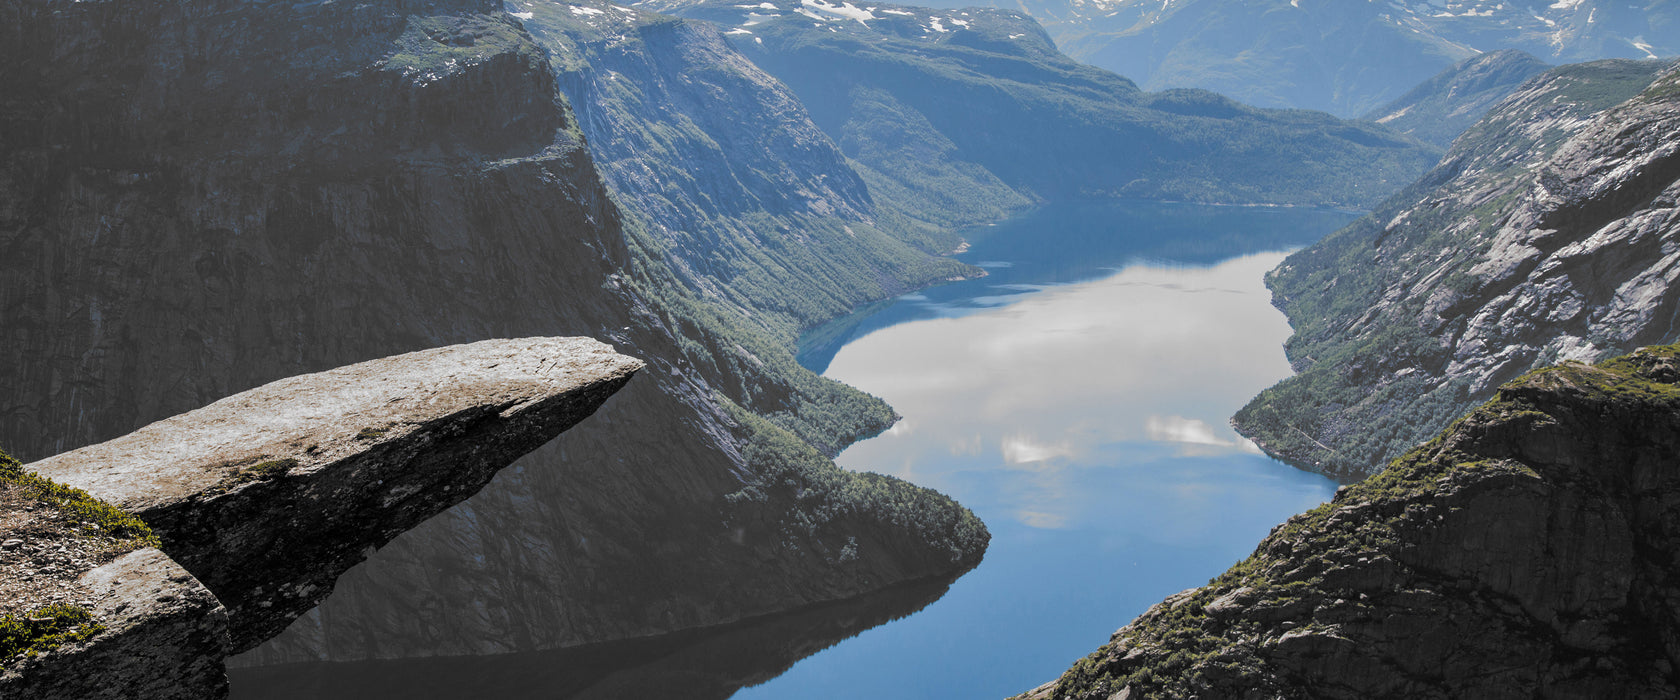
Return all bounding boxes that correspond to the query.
[229,575,957,700]
[797,200,1361,373]
[731,200,1349,699]
[828,252,1295,532]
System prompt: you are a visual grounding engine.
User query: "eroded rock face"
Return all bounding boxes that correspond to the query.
[1028,345,1680,699]
[1236,58,1680,479]
[29,337,642,652]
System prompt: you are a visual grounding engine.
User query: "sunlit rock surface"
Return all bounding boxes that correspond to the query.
[31,337,642,652]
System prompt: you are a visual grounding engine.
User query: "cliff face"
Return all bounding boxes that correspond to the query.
[1235,58,1680,480]
[509,0,978,455]
[647,0,1442,210]
[532,0,980,291]
[1363,49,1553,150]
[1,0,986,667]
[1028,344,1680,699]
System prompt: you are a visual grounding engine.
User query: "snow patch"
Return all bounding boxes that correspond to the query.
[510,10,533,18]
[800,0,877,23]
[569,5,603,15]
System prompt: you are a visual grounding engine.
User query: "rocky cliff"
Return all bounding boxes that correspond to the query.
[1,0,986,667]
[646,0,1441,210]
[4,338,639,698]
[508,0,978,455]
[1024,344,1680,699]
[1363,49,1553,150]
[1235,57,1680,480]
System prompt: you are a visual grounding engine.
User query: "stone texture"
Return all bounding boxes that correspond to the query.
[1028,345,1680,699]
[30,337,642,653]
[1,548,229,700]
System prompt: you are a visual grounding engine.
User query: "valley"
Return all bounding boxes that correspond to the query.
[1,0,1676,696]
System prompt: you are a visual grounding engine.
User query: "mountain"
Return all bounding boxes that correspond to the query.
[1363,49,1553,149]
[1233,57,1680,480]
[1,0,986,667]
[644,0,1442,210]
[1022,344,1680,699]
[902,0,1680,117]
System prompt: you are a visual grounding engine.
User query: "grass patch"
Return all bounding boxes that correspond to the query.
[0,449,158,548]
[0,604,105,660]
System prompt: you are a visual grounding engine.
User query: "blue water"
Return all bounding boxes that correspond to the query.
[741,200,1353,698]
[230,200,1354,700]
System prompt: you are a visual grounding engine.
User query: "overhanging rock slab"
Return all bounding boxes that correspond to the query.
[30,337,642,652]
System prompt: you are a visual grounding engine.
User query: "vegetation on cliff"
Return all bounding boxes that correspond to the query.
[723,400,988,568]
[1032,344,1680,699]
[0,449,156,548]
[0,604,105,661]
[0,447,150,669]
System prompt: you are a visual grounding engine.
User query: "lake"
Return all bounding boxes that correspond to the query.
[231,200,1355,699]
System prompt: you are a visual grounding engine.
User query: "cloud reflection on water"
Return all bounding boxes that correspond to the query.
[825,252,1297,531]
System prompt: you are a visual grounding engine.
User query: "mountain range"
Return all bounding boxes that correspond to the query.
[903,0,1680,116]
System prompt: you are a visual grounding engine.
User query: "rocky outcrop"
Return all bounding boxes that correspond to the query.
[1364,49,1553,149]
[1236,57,1680,480]
[2,0,986,667]
[3,549,230,700]
[4,338,638,698]
[1024,344,1680,699]
[30,337,642,652]
[647,0,1441,210]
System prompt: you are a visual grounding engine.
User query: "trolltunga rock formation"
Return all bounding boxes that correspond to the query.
[26,336,642,658]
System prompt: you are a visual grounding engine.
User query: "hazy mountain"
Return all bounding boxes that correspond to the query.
[902,0,1680,117]
[649,0,1442,209]
[1363,49,1553,149]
